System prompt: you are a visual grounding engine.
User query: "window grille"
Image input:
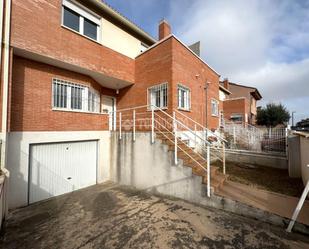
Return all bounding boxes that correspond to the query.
[52,78,100,113]
[148,83,168,108]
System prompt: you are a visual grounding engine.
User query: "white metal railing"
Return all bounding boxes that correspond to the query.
[223,120,288,155]
[174,109,226,172]
[174,109,226,143]
[110,104,213,197]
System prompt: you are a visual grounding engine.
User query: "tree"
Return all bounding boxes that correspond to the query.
[256,103,290,127]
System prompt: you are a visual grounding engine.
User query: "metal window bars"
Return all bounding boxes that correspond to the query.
[52,78,100,113]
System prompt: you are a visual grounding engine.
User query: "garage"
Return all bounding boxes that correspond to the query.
[29,140,98,204]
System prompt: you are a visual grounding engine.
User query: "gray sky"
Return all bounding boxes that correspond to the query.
[106,0,309,123]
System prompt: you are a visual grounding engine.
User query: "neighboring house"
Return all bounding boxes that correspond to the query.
[294,119,309,131]
[0,0,221,208]
[220,79,262,125]
[219,83,231,127]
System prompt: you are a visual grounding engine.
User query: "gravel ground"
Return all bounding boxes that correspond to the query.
[214,161,304,197]
[1,182,309,249]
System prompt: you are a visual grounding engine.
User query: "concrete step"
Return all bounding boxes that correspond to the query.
[168,144,193,153]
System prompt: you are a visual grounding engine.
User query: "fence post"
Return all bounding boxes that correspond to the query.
[207,145,210,197]
[194,124,197,147]
[173,111,178,165]
[233,126,236,145]
[113,111,116,131]
[151,108,154,144]
[119,112,122,140]
[108,112,112,131]
[222,143,226,175]
[204,128,207,147]
[285,128,288,158]
[133,110,136,142]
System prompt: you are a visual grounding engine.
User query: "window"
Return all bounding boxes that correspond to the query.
[62,0,101,42]
[148,83,168,108]
[211,99,219,116]
[140,43,149,53]
[52,78,100,113]
[178,84,190,110]
[230,114,243,122]
[84,18,97,41]
[63,7,80,32]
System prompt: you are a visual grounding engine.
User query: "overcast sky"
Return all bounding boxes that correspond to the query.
[105,0,309,123]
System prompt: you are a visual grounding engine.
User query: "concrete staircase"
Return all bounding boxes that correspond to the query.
[156,133,228,193]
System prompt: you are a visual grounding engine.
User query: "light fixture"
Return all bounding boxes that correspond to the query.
[116,89,119,94]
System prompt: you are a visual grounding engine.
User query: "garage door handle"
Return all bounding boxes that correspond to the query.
[67,177,72,180]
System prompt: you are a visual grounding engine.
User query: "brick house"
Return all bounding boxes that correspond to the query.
[0,0,222,208]
[220,79,262,125]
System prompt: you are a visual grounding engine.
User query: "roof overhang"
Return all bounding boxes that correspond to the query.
[250,90,262,100]
[13,47,133,90]
[219,85,231,95]
[85,0,157,45]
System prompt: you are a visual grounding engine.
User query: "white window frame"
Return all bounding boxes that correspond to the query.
[177,84,191,111]
[147,83,168,109]
[62,0,101,43]
[211,99,219,117]
[52,78,101,114]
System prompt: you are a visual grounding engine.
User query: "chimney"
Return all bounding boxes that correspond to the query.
[223,78,229,90]
[159,19,171,40]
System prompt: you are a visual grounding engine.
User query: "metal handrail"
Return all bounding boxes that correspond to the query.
[154,114,208,163]
[174,109,227,143]
[114,105,211,146]
[154,118,211,197]
[111,104,220,193]
[153,112,211,146]
[154,120,207,172]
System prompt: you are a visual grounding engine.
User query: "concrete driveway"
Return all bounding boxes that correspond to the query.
[1,182,309,249]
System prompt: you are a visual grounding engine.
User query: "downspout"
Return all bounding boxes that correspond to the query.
[1,0,12,169]
[0,0,4,63]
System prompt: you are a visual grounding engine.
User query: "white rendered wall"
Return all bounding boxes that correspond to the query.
[7,131,111,209]
[101,18,142,59]
[300,136,309,185]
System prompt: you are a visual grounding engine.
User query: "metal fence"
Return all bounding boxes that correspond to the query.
[223,122,288,155]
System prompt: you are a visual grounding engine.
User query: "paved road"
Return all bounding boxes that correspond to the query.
[1,182,309,249]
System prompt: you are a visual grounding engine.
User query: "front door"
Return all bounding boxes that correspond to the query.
[102,96,116,130]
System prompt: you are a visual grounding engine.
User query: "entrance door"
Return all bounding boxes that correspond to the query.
[102,96,116,130]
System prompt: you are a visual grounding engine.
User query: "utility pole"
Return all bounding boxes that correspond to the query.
[292,111,296,127]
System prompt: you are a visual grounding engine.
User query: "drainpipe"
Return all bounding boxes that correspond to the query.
[0,0,4,63]
[204,81,210,139]
[1,0,12,169]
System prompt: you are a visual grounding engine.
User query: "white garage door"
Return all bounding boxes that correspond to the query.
[29,140,98,204]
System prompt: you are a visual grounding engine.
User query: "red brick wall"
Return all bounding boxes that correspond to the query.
[11,0,135,84]
[171,38,220,130]
[117,38,173,110]
[116,37,220,130]
[223,98,248,122]
[10,56,114,131]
